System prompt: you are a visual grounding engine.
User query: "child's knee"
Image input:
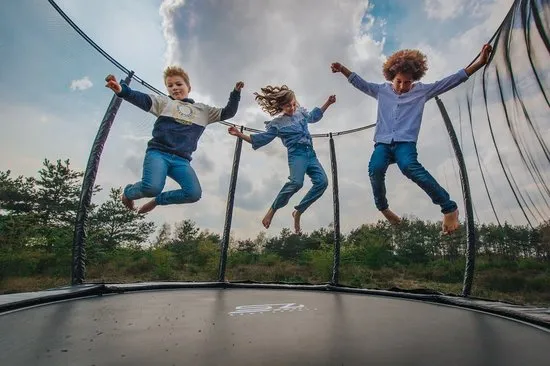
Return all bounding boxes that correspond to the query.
[289,179,304,192]
[187,186,202,203]
[398,160,422,178]
[141,182,163,197]
[317,174,329,190]
[368,162,387,177]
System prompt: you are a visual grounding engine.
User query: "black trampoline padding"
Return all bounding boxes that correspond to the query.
[0,288,548,366]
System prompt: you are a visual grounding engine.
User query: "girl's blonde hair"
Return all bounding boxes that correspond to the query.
[163,66,191,90]
[254,85,296,116]
[383,49,428,81]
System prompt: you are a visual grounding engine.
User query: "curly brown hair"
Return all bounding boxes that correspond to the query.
[163,66,191,90]
[254,85,296,116]
[382,49,428,81]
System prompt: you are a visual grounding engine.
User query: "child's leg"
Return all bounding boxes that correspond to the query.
[293,153,329,233]
[123,150,169,209]
[394,142,459,232]
[139,155,202,214]
[368,143,400,224]
[264,151,308,229]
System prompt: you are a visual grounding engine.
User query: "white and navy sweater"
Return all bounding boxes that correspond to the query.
[117,84,241,161]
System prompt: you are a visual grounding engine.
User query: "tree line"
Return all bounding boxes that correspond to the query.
[1,158,549,272]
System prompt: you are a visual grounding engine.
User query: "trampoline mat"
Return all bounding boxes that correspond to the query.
[0,288,548,366]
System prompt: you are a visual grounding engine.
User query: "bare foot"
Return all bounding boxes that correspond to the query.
[121,193,134,211]
[381,208,401,225]
[292,210,302,234]
[137,199,157,214]
[442,209,460,234]
[262,208,276,229]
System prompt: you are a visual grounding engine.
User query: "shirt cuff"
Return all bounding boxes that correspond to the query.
[117,83,130,97]
[347,72,358,83]
[250,134,261,150]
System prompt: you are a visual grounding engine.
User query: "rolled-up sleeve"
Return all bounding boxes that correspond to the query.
[307,107,323,123]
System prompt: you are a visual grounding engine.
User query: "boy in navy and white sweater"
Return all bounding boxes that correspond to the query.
[105,66,244,214]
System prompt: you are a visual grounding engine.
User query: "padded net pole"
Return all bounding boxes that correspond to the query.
[218,127,244,282]
[329,134,342,285]
[71,72,134,285]
[435,96,477,296]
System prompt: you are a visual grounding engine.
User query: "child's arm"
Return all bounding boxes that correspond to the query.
[105,74,154,112]
[425,44,492,99]
[320,95,336,113]
[331,62,380,98]
[465,44,492,76]
[228,125,278,150]
[228,126,252,144]
[304,95,337,124]
[220,82,245,120]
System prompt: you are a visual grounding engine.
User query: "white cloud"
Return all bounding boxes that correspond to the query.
[70,76,93,91]
[159,0,187,66]
[424,0,466,20]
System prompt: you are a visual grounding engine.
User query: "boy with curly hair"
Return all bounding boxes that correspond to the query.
[331,44,492,234]
[105,66,244,214]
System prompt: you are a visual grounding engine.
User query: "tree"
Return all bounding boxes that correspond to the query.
[0,170,36,214]
[538,221,550,262]
[235,239,259,253]
[34,159,100,228]
[172,219,200,244]
[197,229,221,244]
[0,171,39,252]
[88,187,155,250]
[153,223,172,248]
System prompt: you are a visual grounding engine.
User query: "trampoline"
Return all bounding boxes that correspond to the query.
[1,283,549,366]
[2,1,550,364]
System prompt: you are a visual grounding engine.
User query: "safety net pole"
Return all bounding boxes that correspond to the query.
[435,96,477,296]
[329,134,342,285]
[218,127,244,281]
[71,72,134,285]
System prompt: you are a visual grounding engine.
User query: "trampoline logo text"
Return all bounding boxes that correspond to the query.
[229,303,314,316]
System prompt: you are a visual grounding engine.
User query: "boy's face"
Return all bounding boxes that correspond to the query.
[392,72,414,95]
[281,98,297,116]
[165,75,190,100]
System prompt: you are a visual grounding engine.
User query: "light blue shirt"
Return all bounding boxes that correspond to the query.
[348,69,469,143]
[250,107,324,152]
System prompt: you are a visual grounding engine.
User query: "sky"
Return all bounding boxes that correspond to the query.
[2,0,548,242]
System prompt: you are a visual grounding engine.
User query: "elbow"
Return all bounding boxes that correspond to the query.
[220,109,237,121]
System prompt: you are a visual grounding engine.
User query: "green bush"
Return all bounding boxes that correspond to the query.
[341,243,394,269]
[257,253,281,266]
[301,249,332,279]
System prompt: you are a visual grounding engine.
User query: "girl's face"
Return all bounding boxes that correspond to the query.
[392,72,414,95]
[165,75,190,100]
[281,98,297,116]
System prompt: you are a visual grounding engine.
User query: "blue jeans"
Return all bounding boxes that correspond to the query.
[124,150,202,206]
[368,142,457,214]
[272,145,329,213]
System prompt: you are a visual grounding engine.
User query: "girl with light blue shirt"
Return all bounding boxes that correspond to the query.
[229,85,336,233]
[331,44,492,234]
